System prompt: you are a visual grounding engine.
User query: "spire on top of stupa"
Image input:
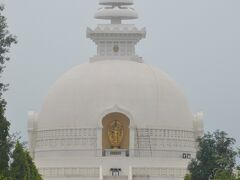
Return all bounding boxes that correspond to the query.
[95,0,138,24]
[99,0,133,5]
[87,0,146,63]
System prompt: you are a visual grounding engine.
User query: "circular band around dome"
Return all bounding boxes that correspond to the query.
[95,7,138,20]
[99,0,133,6]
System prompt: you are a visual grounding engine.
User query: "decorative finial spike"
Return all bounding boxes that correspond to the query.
[95,0,137,24]
[99,0,133,6]
[87,0,146,63]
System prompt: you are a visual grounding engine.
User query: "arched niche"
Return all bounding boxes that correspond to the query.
[102,112,130,151]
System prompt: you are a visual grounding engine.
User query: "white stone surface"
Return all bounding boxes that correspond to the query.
[95,7,138,20]
[28,0,203,179]
[96,0,137,23]
[37,60,194,131]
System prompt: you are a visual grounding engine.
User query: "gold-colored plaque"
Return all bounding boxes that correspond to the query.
[108,120,124,149]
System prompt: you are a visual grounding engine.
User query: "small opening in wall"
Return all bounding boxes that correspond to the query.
[110,168,121,176]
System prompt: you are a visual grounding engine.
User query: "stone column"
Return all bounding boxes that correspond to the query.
[128,166,133,180]
[99,166,103,180]
[129,127,135,157]
[97,127,103,157]
[27,111,38,158]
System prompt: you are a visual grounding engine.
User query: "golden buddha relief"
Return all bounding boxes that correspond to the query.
[108,120,124,149]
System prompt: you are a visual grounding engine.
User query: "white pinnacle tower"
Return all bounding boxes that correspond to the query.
[87,0,146,63]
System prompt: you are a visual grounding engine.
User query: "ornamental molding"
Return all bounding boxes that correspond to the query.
[90,56,144,63]
[39,167,99,177]
[35,128,97,151]
[134,128,196,157]
[97,105,136,128]
[135,138,196,149]
[39,167,187,178]
[133,149,196,158]
[135,129,195,139]
[87,25,146,35]
[34,128,196,158]
[37,128,97,140]
[133,167,187,178]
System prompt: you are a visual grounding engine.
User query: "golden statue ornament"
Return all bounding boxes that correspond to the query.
[108,120,124,149]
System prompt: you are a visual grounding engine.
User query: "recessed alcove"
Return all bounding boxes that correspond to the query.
[102,112,130,156]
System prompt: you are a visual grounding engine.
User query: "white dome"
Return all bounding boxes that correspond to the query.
[28,1,203,178]
[38,60,194,131]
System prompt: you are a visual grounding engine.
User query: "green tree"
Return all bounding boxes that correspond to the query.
[0,4,17,177]
[236,166,240,180]
[0,4,41,179]
[0,175,7,180]
[184,174,192,180]
[25,151,42,180]
[10,141,42,180]
[10,141,29,180]
[187,130,238,180]
[214,169,235,180]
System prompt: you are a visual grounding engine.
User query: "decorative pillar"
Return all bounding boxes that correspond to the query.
[27,111,38,158]
[99,166,103,180]
[128,166,133,180]
[129,127,135,157]
[97,127,103,157]
[193,112,204,138]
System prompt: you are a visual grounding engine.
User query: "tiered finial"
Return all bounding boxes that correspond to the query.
[95,0,138,24]
[87,0,146,63]
[99,0,133,5]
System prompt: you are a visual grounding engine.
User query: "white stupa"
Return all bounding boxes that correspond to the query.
[28,0,204,179]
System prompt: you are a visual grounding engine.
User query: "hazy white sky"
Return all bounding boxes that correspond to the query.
[2,0,240,145]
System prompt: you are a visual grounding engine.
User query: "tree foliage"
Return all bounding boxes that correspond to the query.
[214,169,236,180]
[0,4,42,180]
[25,151,42,180]
[10,141,29,180]
[184,173,192,180]
[10,142,42,180]
[187,130,239,180]
[0,4,17,177]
